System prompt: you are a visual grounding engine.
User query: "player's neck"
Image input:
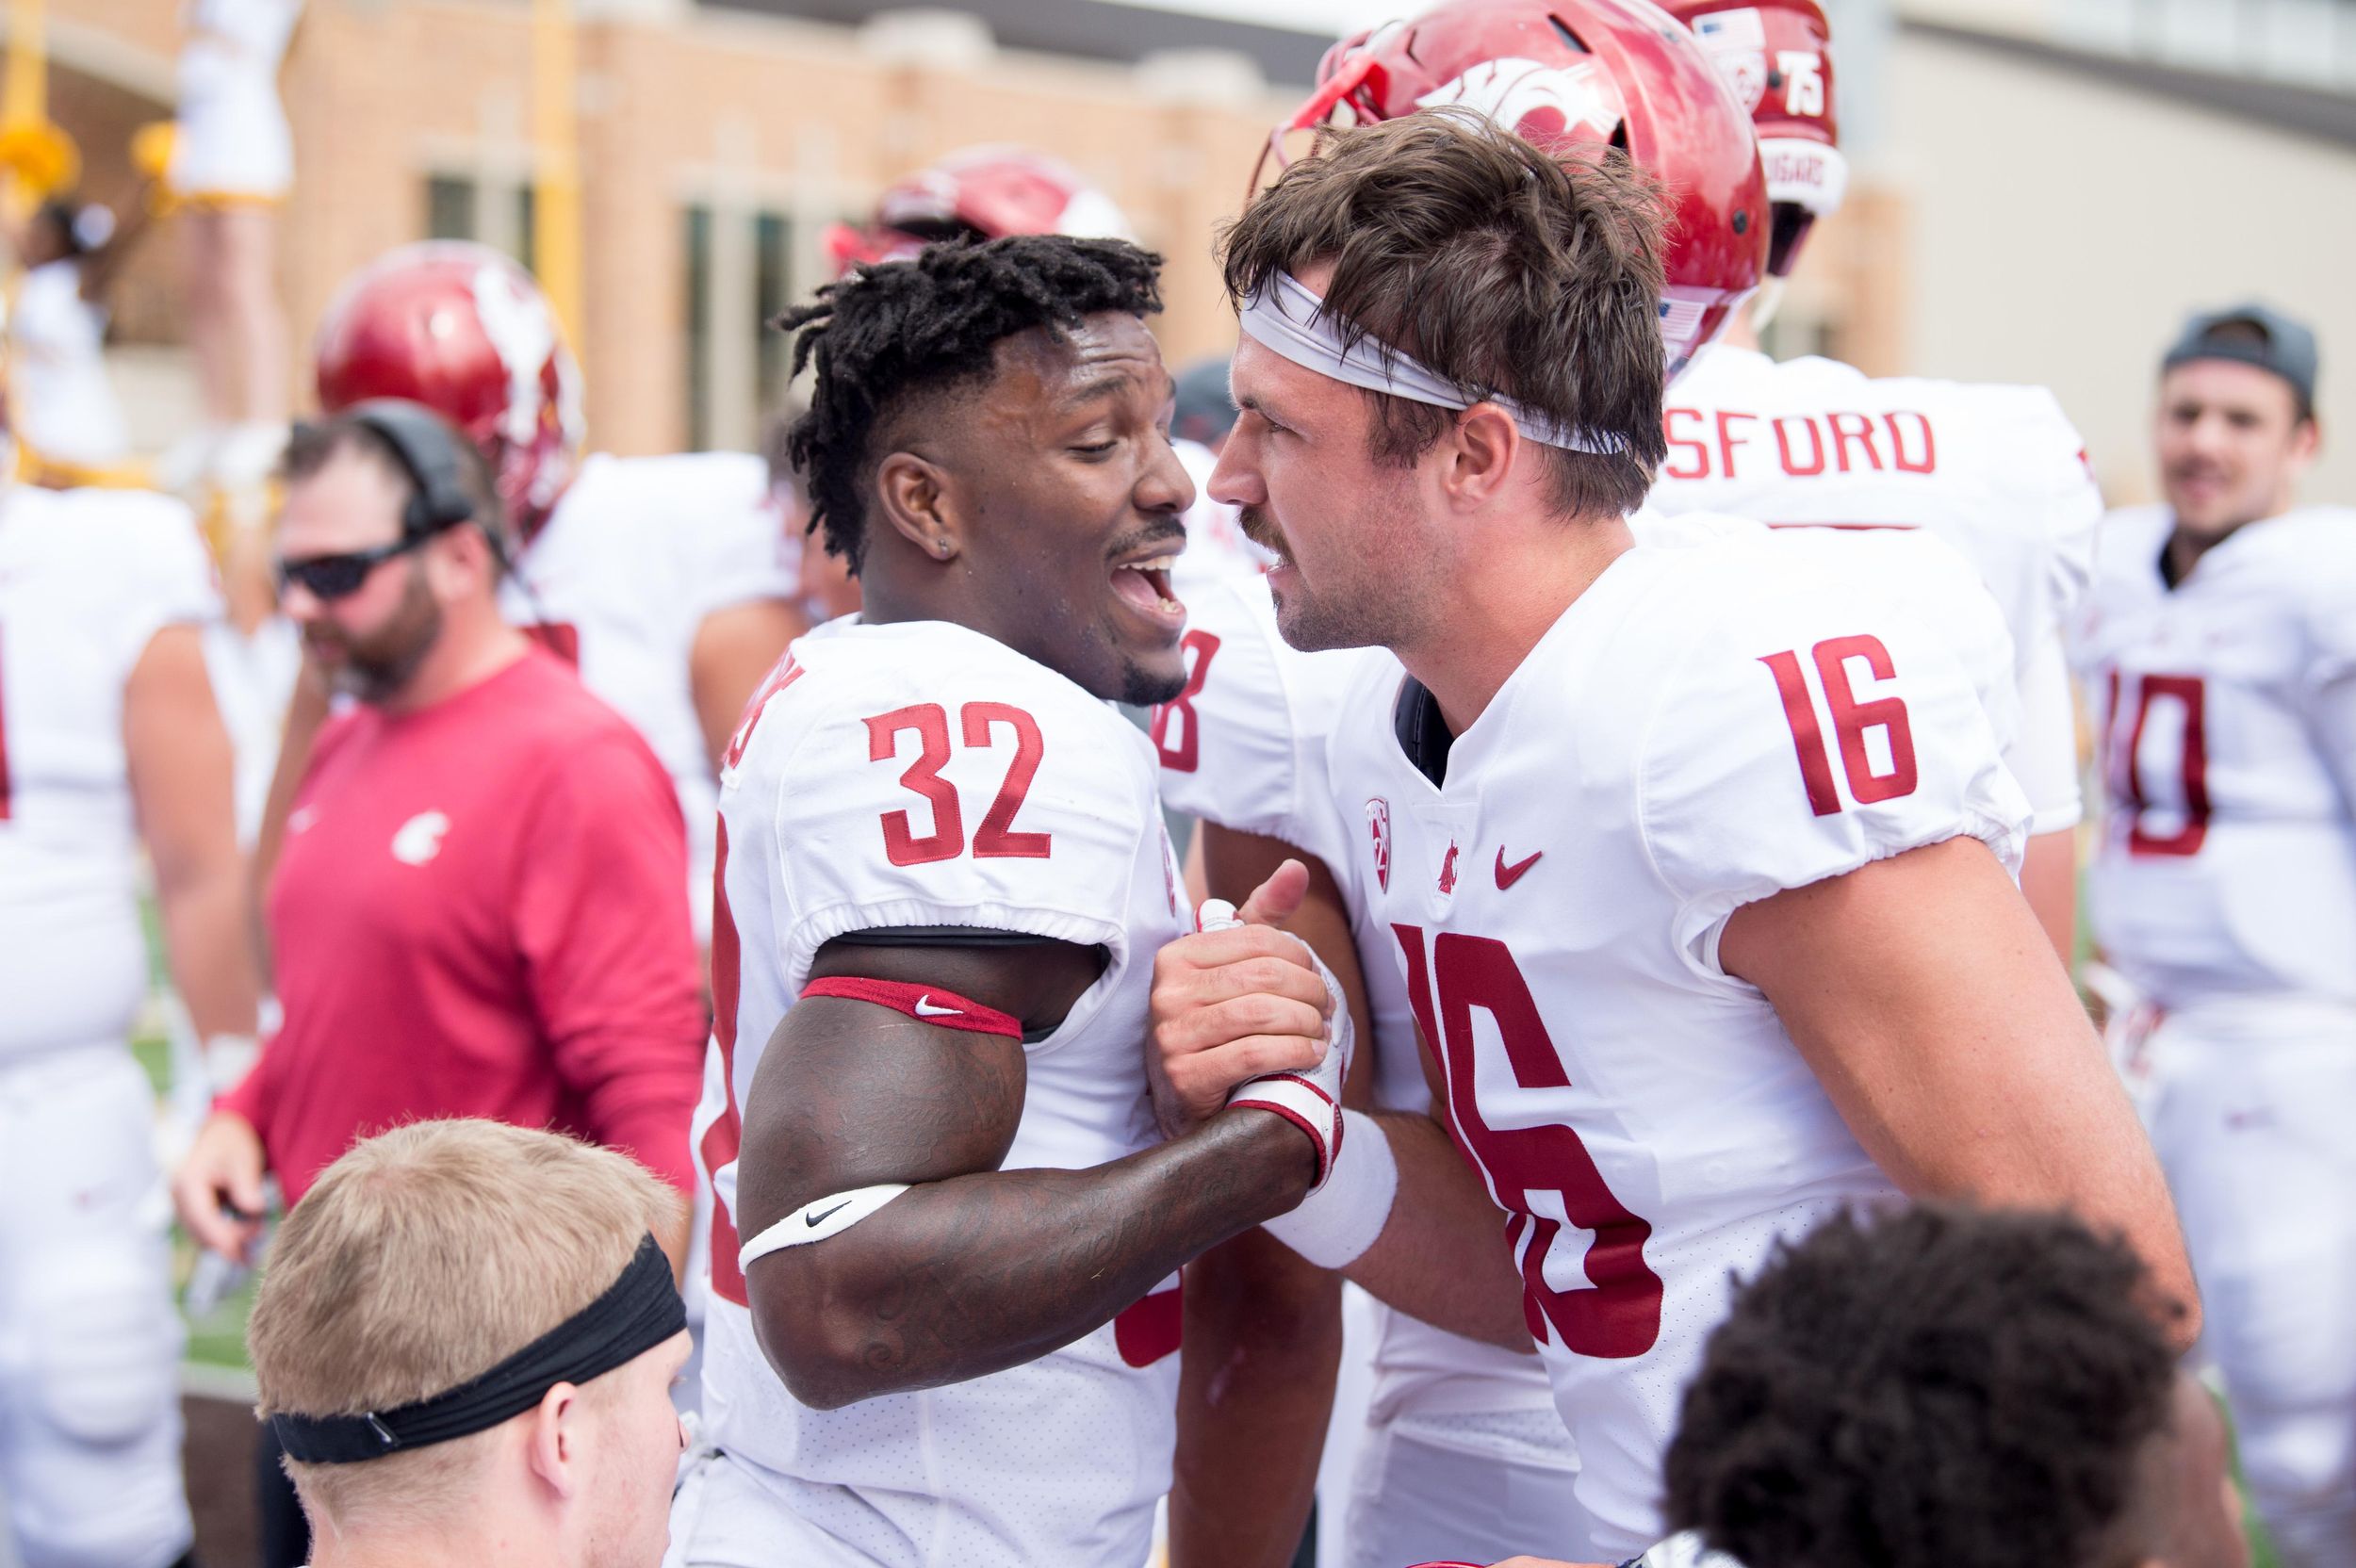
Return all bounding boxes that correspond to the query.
[1719,312,1764,353]
[1404,508,1637,735]
[379,613,532,716]
[310,1517,567,1568]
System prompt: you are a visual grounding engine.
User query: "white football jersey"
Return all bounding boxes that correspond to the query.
[1657,345,2101,832]
[0,486,219,1061]
[1322,527,2028,1552]
[696,616,1186,1568]
[503,450,798,939]
[1174,438,1276,587]
[1153,576,1569,1435]
[2077,506,2356,1009]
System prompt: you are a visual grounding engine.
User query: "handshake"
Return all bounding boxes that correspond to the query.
[1147,858,1355,1184]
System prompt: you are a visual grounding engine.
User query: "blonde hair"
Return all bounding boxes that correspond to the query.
[248,1119,684,1529]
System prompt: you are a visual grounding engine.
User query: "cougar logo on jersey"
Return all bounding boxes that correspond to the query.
[1415,57,1624,148]
[390,810,451,866]
[1366,797,1392,892]
[1437,840,1460,896]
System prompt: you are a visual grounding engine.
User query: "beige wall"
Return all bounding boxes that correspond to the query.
[1882,31,2356,505]
[47,0,1298,457]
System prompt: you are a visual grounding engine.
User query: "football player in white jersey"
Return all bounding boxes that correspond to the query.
[1649,0,2101,958]
[2076,304,2356,1568]
[262,240,805,945]
[0,474,259,1568]
[1153,98,2193,1563]
[672,234,1351,1568]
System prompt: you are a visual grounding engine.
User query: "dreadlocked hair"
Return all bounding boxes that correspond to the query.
[1663,1205,2184,1568]
[775,234,1165,573]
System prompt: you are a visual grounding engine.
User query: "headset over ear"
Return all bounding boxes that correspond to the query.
[344,397,482,540]
[343,397,516,575]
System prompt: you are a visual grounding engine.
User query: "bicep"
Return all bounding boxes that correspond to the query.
[123,624,237,882]
[1720,835,2112,1196]
[733,935,1103,1233]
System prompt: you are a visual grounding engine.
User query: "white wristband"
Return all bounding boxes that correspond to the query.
[1261,1108,1397,1270]
[738,1183,912,1271]
[1199,898,1357,1185]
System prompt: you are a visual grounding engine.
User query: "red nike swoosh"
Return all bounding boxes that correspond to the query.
[1496,848,1542,889]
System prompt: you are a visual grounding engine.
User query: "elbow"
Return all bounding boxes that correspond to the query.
[750,1294,897,1412]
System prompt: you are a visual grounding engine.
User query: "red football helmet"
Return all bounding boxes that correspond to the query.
[313,240,586,539]
[825,145,1135,274]
[1268,0,1767,378]
[1663,0,1842,277]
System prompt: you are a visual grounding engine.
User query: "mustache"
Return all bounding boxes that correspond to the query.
[1105,520,1188,560]
[1237,505,1284,553]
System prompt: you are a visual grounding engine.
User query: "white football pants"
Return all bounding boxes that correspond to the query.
[2144,1000,2356,1568]
[0,1047,190,1568]
[1342,1410,1598,1568]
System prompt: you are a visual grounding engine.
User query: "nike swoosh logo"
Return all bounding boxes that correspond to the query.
[912,995,961,1018]
[805,1200,851,1228]
[1496,848,1543,890]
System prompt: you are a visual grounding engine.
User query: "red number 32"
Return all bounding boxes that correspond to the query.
[865,701,1052,866]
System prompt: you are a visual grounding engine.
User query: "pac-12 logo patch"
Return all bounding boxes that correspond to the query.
[1365,797,1392,893]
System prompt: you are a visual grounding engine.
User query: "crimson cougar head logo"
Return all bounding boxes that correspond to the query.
[1365,797,1392,893]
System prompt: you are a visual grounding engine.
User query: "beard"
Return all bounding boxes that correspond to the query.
[1244,482,1429,655]
[311,562,446,706]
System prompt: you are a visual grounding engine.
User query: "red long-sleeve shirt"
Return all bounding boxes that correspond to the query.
[222,649,706,1204]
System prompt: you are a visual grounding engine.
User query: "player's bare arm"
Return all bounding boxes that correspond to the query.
[690,598,809,770]
[1717,835,2199,1344]
[1170,827,1366,1568]
[737,932,1329,1411]
[125,623,260,1043]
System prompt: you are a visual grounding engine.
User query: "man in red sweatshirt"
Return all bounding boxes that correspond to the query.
[172,400,707,1562]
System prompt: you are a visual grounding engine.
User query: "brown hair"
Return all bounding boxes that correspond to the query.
[248,1119,683,1530]
[283,408,508,558]
[1220,108,1670,517]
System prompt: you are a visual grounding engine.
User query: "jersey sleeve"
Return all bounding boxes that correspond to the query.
[1639,553,2034,977]
[2008,387,2104,633]
[749,644,1155,978]
[666,453,802,619]
[1153,576,1372,873]
[88,492,221,675]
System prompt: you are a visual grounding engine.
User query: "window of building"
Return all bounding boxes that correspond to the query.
[684,201,841,452]
[422,173,538,272]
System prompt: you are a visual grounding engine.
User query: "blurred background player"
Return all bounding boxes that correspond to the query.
[5,191,155,488]
[246,1119,692,1568]
[0,453,259,1567]
[2075,303,2356,1568]
[823,143,1136,270]
[1650,0,2102,960]
[172,401,707,1568]
[1661,1206,2245,1568]
[278,239,805,950]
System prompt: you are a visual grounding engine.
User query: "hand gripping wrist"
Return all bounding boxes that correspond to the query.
[1196,900,1356,1186]
[1259,1108,1396,1268]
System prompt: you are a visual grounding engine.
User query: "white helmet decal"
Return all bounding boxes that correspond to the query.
[1415,57,1623,145]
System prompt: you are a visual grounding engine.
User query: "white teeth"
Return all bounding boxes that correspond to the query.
[1118,555,1180,572]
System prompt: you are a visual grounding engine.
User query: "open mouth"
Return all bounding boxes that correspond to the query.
[1111,551,1186,620]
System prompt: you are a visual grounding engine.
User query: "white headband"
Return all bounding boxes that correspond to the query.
[1237,270,1628,457]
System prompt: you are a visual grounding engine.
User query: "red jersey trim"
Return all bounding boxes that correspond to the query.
[799,977,1023,1039]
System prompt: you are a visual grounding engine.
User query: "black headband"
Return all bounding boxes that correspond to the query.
[269,1233,683,1465]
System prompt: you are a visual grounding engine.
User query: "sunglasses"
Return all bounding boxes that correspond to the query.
[274,532,434,602]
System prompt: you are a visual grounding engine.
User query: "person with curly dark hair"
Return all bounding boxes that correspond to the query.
[673,233,1355,1568]
[1661,1206,2246,1568]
